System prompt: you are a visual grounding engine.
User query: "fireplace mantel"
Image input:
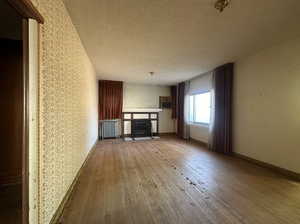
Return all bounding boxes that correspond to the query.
[123,108,162,113]
[121,110,160,138]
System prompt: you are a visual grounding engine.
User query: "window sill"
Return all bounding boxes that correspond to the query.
[190,122,209,128]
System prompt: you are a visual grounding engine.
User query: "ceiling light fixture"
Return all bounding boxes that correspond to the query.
[215,0,231,12]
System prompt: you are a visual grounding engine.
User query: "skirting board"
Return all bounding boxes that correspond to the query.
[189,138,208,148]
[189,138,299,182]
[233,153,300,182]
[50,140,98,224]
[159,132,176,136]
[122,133,176,138]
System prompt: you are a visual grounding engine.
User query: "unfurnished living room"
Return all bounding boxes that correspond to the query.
[0,0,300,223]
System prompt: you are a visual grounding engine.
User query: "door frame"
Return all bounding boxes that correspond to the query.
[22,18,30,224]
[5,1,44,223]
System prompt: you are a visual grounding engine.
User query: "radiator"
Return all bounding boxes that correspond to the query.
[99,119,120,139]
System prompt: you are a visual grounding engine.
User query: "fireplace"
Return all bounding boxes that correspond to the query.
[122,109,161,138]
[131,119,152,138]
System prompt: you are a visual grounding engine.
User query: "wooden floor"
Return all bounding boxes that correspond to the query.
[60,136,300,224]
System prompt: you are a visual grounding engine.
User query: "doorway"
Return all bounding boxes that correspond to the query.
[0,0,43,223]
[0,0,28,223]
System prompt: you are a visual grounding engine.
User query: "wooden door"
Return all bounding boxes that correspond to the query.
[0,39,23,186]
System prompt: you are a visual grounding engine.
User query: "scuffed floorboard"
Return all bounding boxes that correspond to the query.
[59,136,300,224]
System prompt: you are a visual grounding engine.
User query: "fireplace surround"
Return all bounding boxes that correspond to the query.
[122,109,161,138]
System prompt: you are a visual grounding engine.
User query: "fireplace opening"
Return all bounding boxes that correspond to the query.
[131,119,152,138]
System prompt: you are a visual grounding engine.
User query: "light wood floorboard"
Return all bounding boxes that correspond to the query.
[59,136,300,224]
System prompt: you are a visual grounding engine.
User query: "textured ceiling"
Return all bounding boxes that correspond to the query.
[63,0,300,85]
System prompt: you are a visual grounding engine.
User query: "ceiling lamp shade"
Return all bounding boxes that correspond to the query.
[215,0,231,12]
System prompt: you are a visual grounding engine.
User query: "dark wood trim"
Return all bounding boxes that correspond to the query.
[233,153,300,182]
[123,112,159,114]
[123,133,160,138]
[121,118,124,138]
[123,119,158,121]
[159,132,176,136]
[157,113,159,134]
[50,141,98,224]
[7,0,44,24]
[22,18,30,224]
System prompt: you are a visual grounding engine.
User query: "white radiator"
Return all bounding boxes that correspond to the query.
[99,119,120,139]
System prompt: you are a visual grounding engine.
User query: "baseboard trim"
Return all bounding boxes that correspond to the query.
[122,133,174,138]
[233,153,300,182]
[189,138,208,148]
[50,140,98,224]
[159,132,176,136]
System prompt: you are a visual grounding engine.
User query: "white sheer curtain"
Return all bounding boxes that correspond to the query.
[187,72,213,142]
[183,80,190,139]
[208,73,215,149]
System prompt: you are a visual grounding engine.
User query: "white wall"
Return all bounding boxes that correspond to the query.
[123,83,175,133]
[189,73,212,143]
[234,37,300,174]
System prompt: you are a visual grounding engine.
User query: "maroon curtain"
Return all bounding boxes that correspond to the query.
[177,82,185,139]
[99,80,123,120]
[171,86,177,119]
[210,63,234,154]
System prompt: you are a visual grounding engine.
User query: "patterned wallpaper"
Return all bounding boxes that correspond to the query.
[29,0,98,223]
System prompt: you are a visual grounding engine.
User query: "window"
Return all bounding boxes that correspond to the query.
[189,91,211,124]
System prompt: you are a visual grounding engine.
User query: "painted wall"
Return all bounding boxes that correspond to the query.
[189,73,212,143]
[123,83,175,133]
[234,37,300,174]
[190,125,209,143]
[29,0,98,223]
